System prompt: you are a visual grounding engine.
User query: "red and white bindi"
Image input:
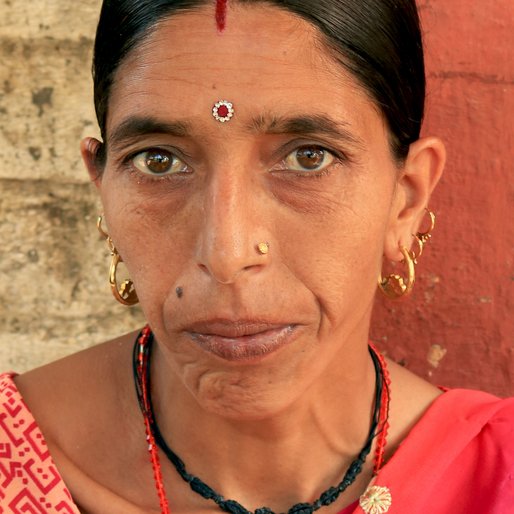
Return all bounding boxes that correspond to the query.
[212,100,234,123]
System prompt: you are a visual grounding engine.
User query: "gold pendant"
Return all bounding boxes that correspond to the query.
[359,485,392,514]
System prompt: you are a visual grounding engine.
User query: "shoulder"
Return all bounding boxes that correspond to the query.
[377,389,514,514]
[436,389,514,475]
[386,363,513,470]
[376,389,514,513]
[428,388,514,438]
[0,333,141,511]
[5,332,150,509]
[407,388,514,464]
[12,331,138,449]
[3,331,138,470]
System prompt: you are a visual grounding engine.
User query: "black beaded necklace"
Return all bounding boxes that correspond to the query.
[133,331,385,514]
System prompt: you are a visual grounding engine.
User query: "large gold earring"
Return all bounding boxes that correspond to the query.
[378,246,416,300]
[97,215,139,306]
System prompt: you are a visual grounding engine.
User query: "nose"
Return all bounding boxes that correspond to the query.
[196,168,269,284]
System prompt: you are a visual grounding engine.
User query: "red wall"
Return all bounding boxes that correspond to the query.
[371,0,514,397]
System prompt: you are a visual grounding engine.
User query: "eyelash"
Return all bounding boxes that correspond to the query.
[273,143,346,179]
[120,147,191,183]
[119,143,345,183]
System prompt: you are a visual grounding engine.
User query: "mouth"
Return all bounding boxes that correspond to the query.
[185,320,299,362]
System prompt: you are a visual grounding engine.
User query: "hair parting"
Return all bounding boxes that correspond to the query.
[215,0,228,31]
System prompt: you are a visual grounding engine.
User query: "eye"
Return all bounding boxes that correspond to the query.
[283,146,335,173]
[132,148,189,176]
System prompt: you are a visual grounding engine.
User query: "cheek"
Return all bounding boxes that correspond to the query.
[98,172,196,308]
[275,172,394,323]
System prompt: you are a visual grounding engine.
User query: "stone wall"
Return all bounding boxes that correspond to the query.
[0,0,144,371]
[0,1,512,395]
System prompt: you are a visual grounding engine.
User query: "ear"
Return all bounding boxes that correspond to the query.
[81,137,105,189]
[384,136,446,261]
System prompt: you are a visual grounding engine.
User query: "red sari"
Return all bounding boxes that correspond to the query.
[0,372,512,513]
[362,388,514,513]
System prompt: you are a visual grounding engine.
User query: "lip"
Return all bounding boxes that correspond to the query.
[184,319,299,362]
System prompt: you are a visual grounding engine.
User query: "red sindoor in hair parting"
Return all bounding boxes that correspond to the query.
[216,0,228,31]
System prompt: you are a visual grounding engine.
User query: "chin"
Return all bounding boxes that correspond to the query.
[185,367,300,421]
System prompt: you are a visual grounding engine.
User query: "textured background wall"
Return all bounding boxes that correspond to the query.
[0,0,144,370]
[372,0,514,396]
[0,1,512,396]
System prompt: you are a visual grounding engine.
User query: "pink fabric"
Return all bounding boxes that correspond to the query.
[0,372,512,513]
[354,389,514,513]
[0,373,79,513]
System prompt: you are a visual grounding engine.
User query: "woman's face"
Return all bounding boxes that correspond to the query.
[90,4,410,418]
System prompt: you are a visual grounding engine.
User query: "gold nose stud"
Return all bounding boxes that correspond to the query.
[257,242,269,255]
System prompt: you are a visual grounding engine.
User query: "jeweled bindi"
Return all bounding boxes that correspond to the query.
[212,100,234,123]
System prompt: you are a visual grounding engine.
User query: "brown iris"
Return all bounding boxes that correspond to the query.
[295,146,326,170]
[145,150,172,174]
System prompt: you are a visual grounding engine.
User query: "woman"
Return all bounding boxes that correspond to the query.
[0,0,512,513]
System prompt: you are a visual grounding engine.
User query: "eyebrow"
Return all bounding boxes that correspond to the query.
[108,116,192,148]
[249,114,365,147]
[107,113,364,149]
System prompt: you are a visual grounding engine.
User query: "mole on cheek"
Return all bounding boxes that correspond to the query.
[176,287,184,299]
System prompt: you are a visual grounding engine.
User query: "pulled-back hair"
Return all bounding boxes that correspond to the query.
[93,0,425,160]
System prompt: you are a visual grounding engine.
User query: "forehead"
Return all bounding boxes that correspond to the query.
[107,3,380,136]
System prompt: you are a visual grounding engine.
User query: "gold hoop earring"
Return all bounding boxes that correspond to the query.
[416,208,436,244]
[378,246,416,300]
[97,215,139,306]
[109,250,139,306]
[410,235,424,264]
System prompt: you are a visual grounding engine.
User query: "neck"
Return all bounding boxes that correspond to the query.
[146,332,382,511]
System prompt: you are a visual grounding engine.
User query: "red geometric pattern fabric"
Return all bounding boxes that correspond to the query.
[0,373,79,513]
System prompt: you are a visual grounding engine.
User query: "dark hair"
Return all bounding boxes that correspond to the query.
[93,0,425,161]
